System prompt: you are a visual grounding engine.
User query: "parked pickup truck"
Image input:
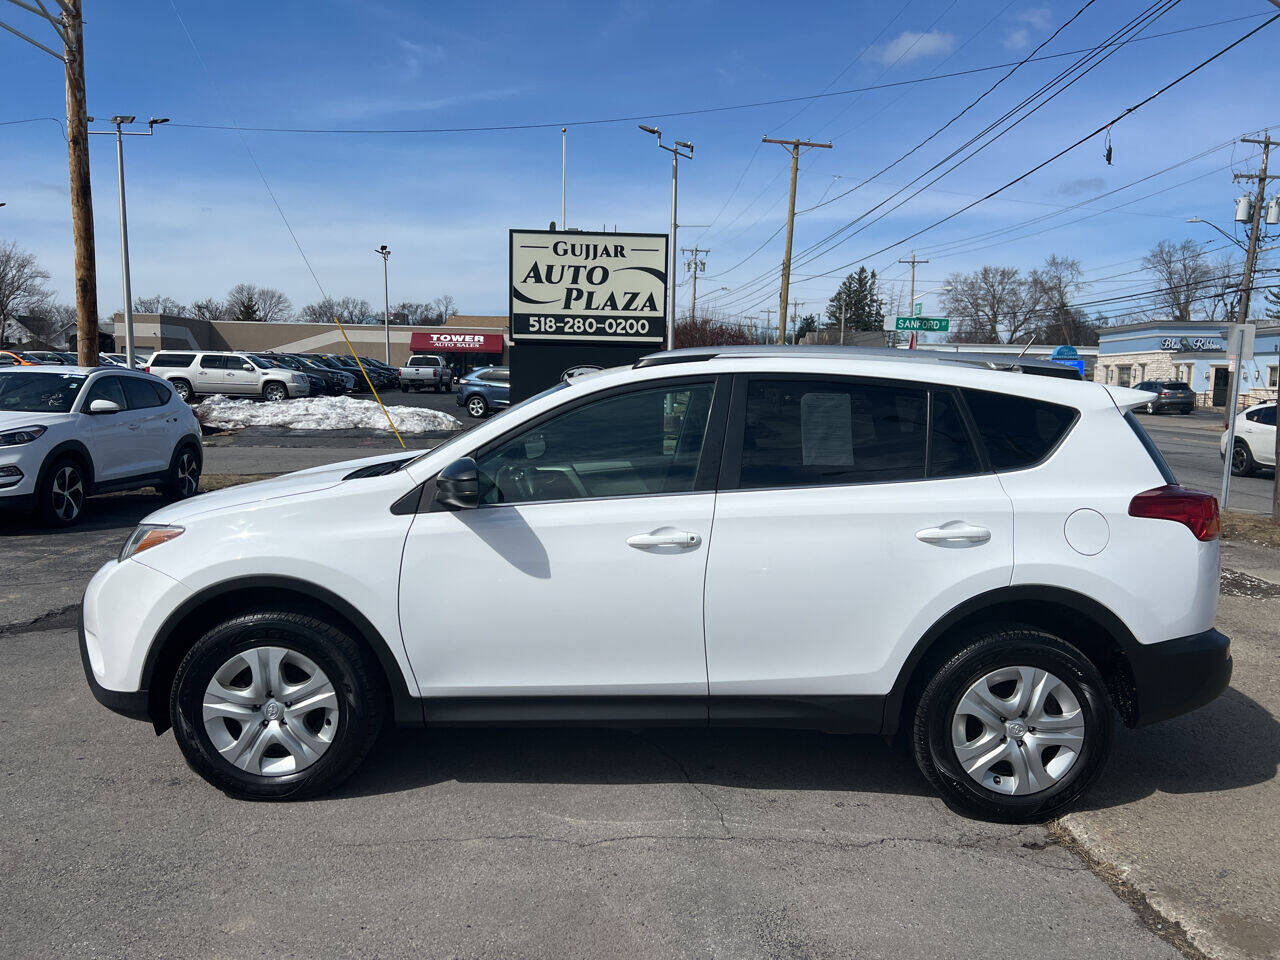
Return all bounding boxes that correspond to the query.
[399,354,451,392]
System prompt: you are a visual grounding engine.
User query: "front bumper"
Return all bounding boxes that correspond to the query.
[79,605,151,721]
[1126,628,1232,726]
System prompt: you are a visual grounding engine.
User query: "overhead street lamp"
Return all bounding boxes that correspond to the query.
[88,116,168,367]
[375,245,391,365]
[639,124,693,351]
[1186,216,1248,251]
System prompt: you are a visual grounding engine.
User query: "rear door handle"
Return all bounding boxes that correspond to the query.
[916,522,991,545]
[627,529,701,549]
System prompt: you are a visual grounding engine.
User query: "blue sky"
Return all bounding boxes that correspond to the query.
[2,0,1278,324]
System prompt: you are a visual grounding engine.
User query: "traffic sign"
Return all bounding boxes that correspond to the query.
[883,315,949,332]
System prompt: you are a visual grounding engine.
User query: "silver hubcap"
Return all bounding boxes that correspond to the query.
[267,385,285,401]
[51,465,84,521]
[468,398,485,416]
[202,646,339,776]
[176,452,198,496]
[1233,445,1248,470]
[951,666,1086,796]
[175,381,190,399]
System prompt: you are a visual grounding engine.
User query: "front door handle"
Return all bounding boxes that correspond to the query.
[627,529,701,549]
[916,522,991,545]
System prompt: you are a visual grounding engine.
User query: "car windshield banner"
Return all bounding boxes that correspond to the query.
[509,230,668,344]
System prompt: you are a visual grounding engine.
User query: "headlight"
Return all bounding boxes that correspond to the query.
[0,425,47,446]
[291,373,306,383]
[119,524,184,562]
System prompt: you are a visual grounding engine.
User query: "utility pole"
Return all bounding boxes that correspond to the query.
[88,116,168,368]
[763,136,832,344]
[682,246,707,321]
[375,245,391,365]
[561,127,566,230]
[639,125,693,351]
[761,307,775,344]
[898,251,929,318]
[1228,132,1280,518]
[790,298,803,343]
[2,0,99,364]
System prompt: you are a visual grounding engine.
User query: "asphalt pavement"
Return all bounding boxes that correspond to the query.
[1133,409,1275,514]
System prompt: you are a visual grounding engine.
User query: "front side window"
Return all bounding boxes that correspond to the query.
[1248,404,1276,427]
[0,372,86,412]
[82,375,127,410]
[738,378,928,489]
[475,382,715,504]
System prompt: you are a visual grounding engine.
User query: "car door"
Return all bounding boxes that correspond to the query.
[120,376,172,473]
[222,355,259,395]
[398,376,727,703]
[702,374,1014,715]
[77,375,140,481]
[195,354,226,393]
[1244,404,1277,466]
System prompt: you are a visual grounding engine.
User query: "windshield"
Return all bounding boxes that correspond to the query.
[0,371,87,412]
[270,355,301,370]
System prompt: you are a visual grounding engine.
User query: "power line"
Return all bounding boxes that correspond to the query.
[152,12,1266,136]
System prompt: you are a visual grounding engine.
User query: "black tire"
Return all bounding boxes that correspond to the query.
[466,394,488,418]
[170,610,385,800]
[263,381,288,402]
[911,627,1112,823]
[1231,439,1256,477]
[170,378,194,403]
[162,443,202,500]
[37,454,88,526]
[1145,402,1157,415]
[1180,407,1193,415]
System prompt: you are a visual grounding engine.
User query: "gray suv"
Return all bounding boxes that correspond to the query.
[1134,380,1195,415]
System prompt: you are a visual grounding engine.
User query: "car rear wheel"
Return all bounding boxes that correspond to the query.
[467,395,488,418]
[1231,440,1257,477]
[1145,402,1158,415]
[170,378,193,403]
[38,455,87,526]
[162,444,201,500]
[912,627,1111,823]
[170,610,385,800]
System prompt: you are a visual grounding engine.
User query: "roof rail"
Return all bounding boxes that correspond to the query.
[633,345,1082,380]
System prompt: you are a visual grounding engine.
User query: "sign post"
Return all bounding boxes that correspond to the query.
[509,229,669,400]
[1219,322,1256,510]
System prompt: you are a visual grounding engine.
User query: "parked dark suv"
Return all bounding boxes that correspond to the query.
[1134,381,1195,415]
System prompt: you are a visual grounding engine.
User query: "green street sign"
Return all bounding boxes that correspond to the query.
[913,301,923,317]
[891,316,949,332]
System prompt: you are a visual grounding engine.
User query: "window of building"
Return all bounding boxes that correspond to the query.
[1117,366,1132,388]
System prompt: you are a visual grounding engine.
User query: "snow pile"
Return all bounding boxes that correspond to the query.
[195,394,461,433]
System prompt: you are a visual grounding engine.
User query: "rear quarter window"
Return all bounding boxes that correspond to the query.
[961,388,1078,471]
[150,353,195,367]
[1124,412,1177,484]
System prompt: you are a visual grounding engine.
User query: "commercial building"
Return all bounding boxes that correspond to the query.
[1094,319,1280,408]
[126,314,509,371]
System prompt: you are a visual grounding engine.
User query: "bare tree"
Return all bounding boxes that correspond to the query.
[24,303,78,346]
[298,297,339,324]
[432,294,458,322]
[224,283,258,320]
[191,297,227,322]
[941,266,1037,343]
[1200,254,1240,323]
[299,296,372,324]
[133,295,187,316]
[254,287,293,322]
[1142,239,1214,323]
[392,301,435,324]
[0,241,53,346]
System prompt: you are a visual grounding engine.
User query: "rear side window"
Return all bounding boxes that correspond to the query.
[961,389,1077,471]
[149,380,174,404]
[738,378,927,488]
[199,355,225,370]
[1246,405,1276,426]
[122,377,163,409]
[150,353,194,368]
[929,390,980,478]
[1162,382,1191,391]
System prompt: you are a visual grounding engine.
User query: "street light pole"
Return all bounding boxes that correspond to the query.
[639,125,693,351]
[89,116,167,368]
[375,245,391,365]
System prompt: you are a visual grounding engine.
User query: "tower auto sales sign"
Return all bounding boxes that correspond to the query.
[509,230,668,343]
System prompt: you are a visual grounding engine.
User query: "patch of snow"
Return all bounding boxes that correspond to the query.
[195,394,461,433]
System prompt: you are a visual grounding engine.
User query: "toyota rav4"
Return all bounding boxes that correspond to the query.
[80,347,1230,821]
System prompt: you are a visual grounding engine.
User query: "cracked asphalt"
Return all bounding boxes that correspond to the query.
[1,424,1274,959]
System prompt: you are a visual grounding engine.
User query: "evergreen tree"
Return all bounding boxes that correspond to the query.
[825,267,884,333]
[236,293,261,322]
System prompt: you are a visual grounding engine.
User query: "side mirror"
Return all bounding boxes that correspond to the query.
[433,457,479,510]
[88,398,122,415]
[241,362,254,372]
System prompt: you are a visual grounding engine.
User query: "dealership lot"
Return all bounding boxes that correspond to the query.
[1,415,1277,959]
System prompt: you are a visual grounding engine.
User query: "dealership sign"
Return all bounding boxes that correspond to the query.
[509,230,668,343]
[409,331,504,353]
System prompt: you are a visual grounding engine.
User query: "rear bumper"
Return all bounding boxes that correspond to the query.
[1126,628,1232,726]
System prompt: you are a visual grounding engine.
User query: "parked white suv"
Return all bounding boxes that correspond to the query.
[0,366,203,525]
[1221,401,1276,477]
[80,347,1229,821]
[145,351,310,403]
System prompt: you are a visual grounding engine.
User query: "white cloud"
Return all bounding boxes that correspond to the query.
[317,86,526,122]
[876,30,957,66]
[1004,7,1053,50]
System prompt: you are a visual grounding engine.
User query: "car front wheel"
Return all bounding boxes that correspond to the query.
[264,382,288,402]
[170,610,385,800]
[912,627,1112,823]
[38,455,87,526]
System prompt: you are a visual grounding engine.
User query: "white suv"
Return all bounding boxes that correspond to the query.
[0,366,203,525]
[1221,400,1276,477]
[80,347,1229,821]
[145,351,310,403]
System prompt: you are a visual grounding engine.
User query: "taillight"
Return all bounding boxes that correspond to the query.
[143,365,150,373]
[1128,485,1220,541]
